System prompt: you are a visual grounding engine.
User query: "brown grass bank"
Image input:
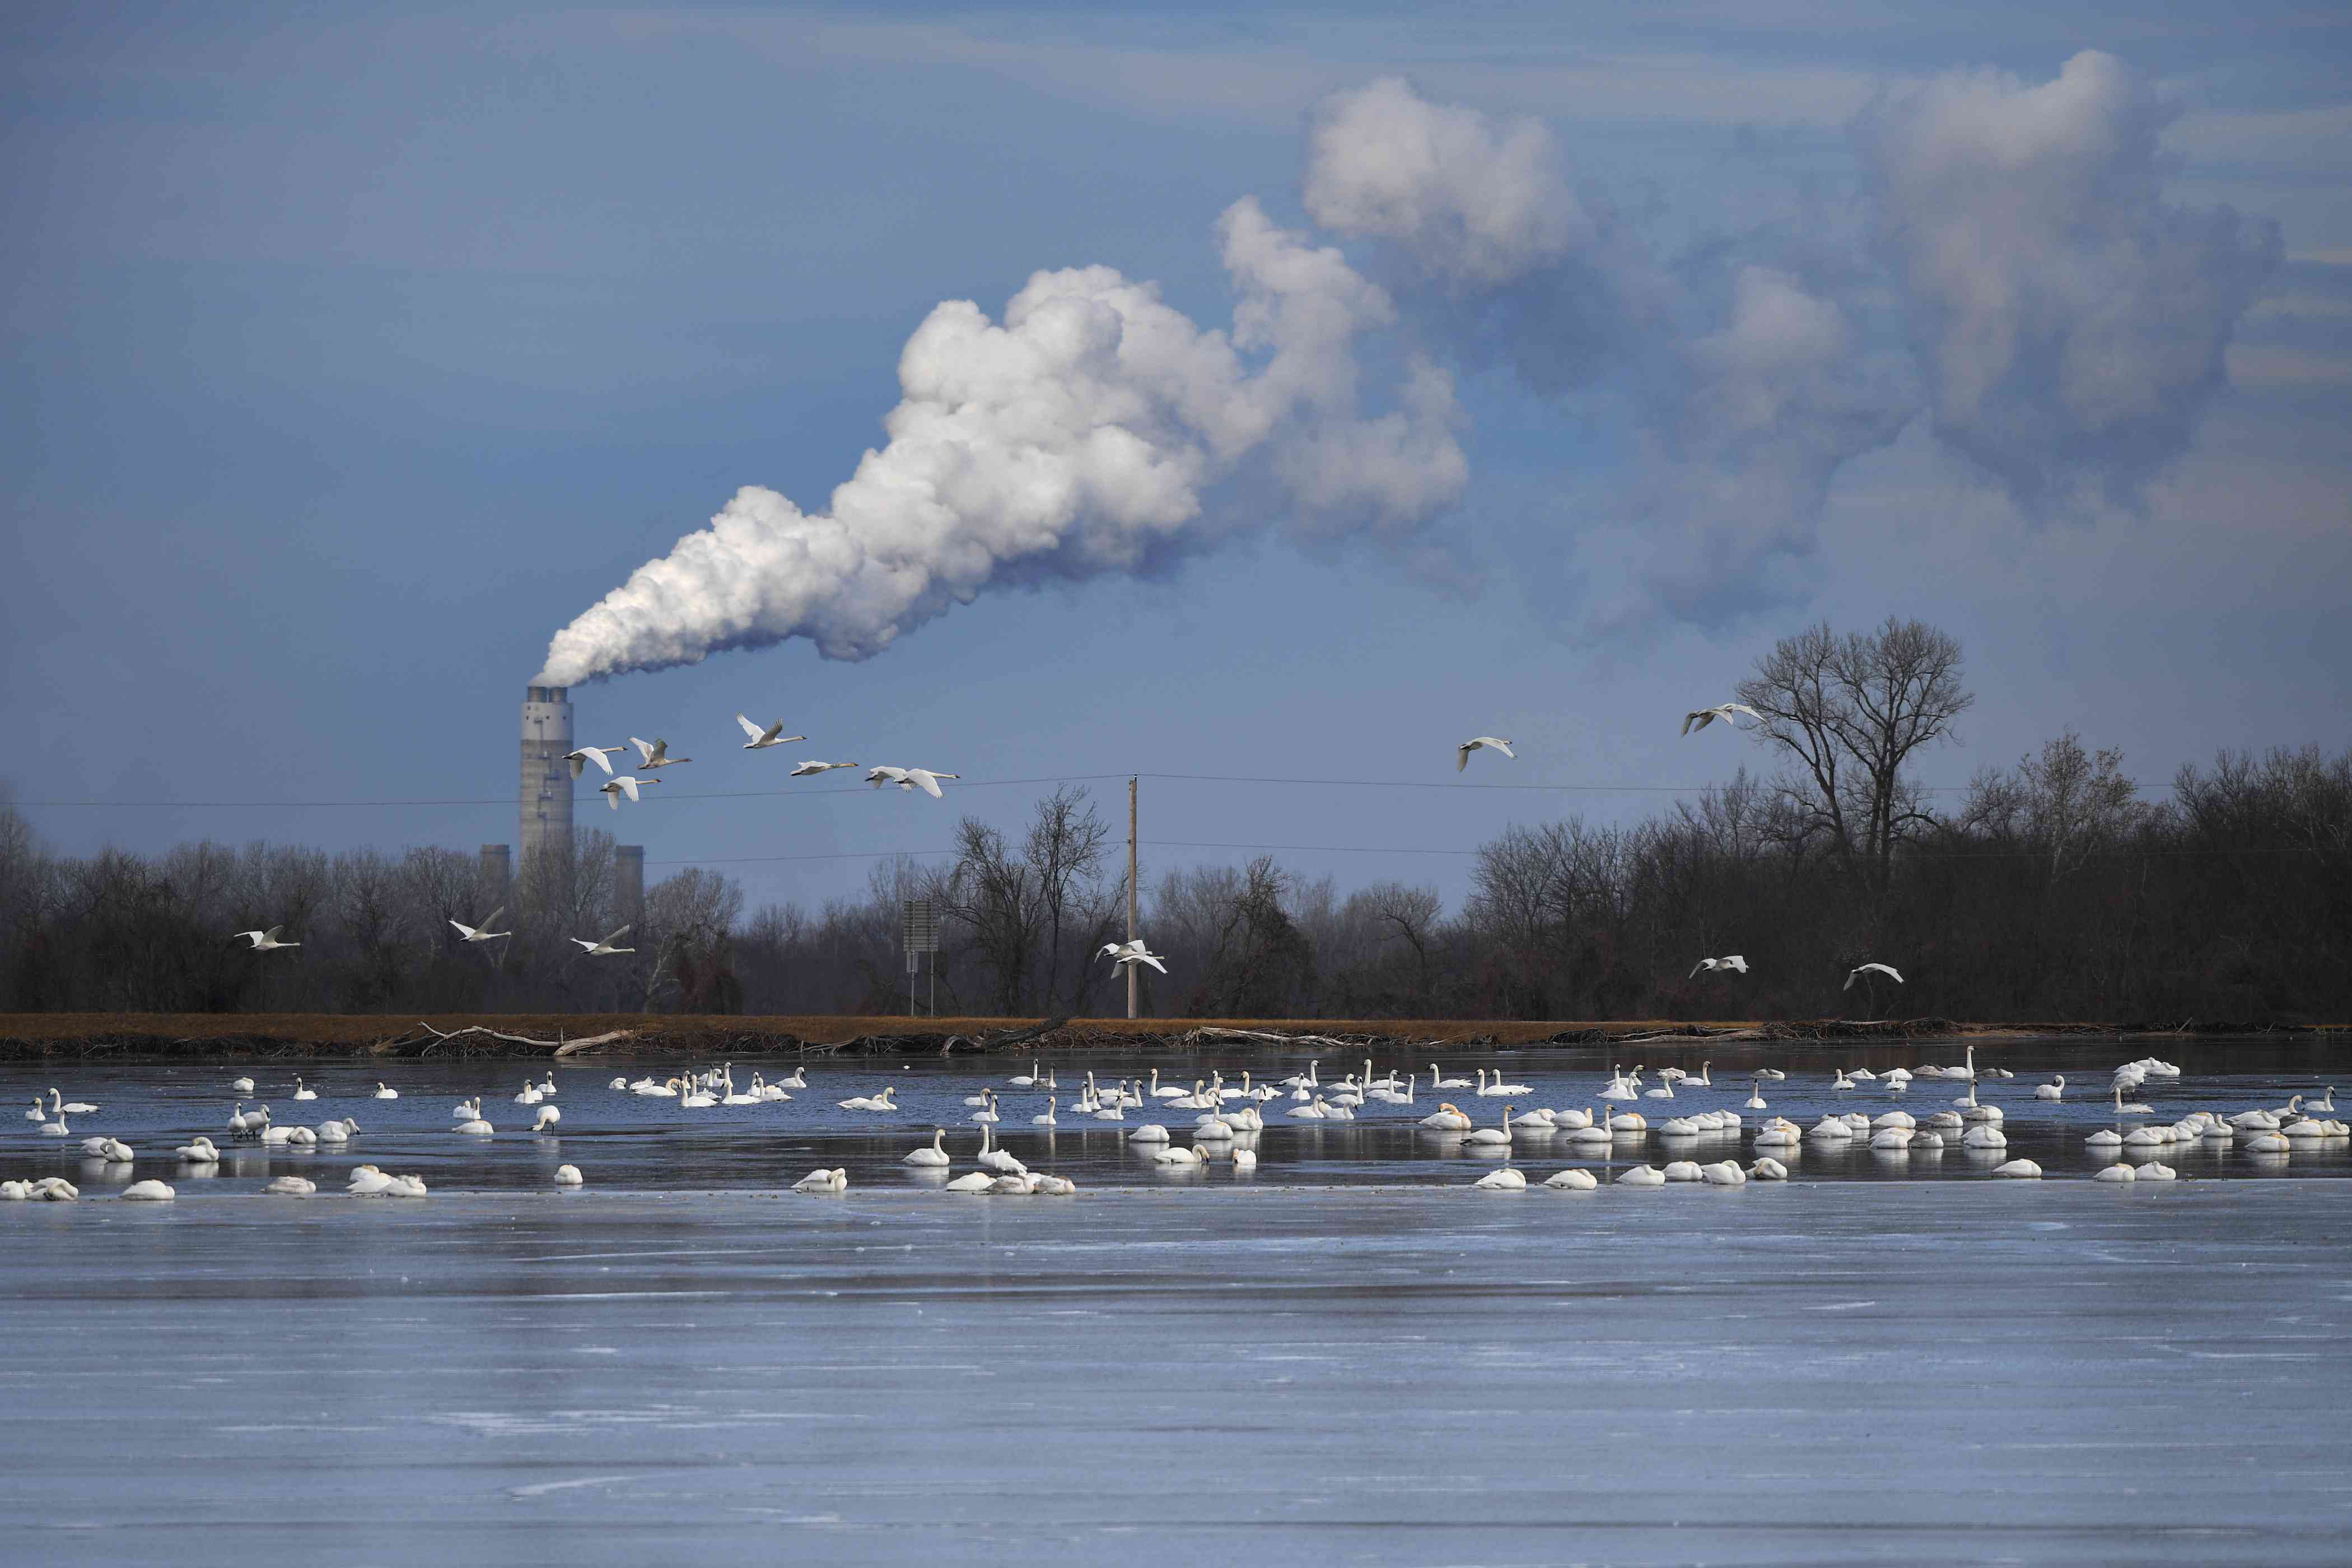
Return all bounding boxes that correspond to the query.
[1,1011,2334,1062]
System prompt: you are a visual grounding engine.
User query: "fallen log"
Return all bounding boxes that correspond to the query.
[400,1021,637,1057]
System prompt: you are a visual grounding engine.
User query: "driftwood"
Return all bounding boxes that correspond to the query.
[978,1016,1071,1052]
[1182,1027,1362,1049]
[402,1021,637,1057]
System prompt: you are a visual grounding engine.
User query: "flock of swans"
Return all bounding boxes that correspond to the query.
[7,1043,2340,1202]
[225,700,1911,993]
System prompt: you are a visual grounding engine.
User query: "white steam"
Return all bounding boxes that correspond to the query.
[536,198,1463,685]
[1854,50,2282,507]
[544,54,2284,676]
[1299,63,2278,617]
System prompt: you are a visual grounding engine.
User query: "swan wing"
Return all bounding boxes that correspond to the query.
[616,776,641,802]
[630,736,656,763]
[585,748,615,774]
[908,770,945,798]
[450,920,477,939]
[568,753,586,778]
[481,908,503,932]
[1473,737,1514,758]
[1456,743,1471,771]
[601,925,633,945]
[736,712,762,740]
[1723,703,1763,725]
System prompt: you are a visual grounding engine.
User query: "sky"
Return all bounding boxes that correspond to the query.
[3,1,2348,917]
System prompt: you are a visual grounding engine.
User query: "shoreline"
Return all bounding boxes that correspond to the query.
[2,1010,2338,1061]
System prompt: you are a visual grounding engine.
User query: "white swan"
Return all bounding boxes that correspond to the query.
[2112,1083,2154,1116]
[837,1087,897,1112]
[175,1137,221,1162]
[372,1082,398,1100]
[1615,1165,1667,1186]
[737,713,806,750]
[1744,1079,1767,1110]
[264,1176,317,1196]
[865,766,960,797]
[1688,955,1749,977]
[1457,736,1515,769]
[449,908,512,943]
[1844,962,1903,991]
[1543,1168,1598,1190]
[120,1180,175,1201]
[554,1165,584,1187]
[1032,1098,1058,1126]
[628,736,691,769]
[1152,1144,1203,1166]
[1430,1064,1471,1089]
[1419,1102,1473,1132]
[1471,1166,1526,1190]
[788,759,859,777]
[451,1096,482,1119]
[564,744,624,777]
[50,1088,99,1114]
[571,924,636,956]
[533,1106,561,1131]
[792,1168,849,1193]
[2093,1164,2138,1183]
[231,1076,256,1094]
[230,926,301,951]
[1462,1107,1514,1147]
[945,1171,996,1192]
[2036,1075,2065,1100]
[1128,1123,1171,1144]
[1682,702,1761,735]
[318,1118,357,1141]
[903,1130,951,1166]
[1992,1158,2042,1178]
[455,1114,494,1135]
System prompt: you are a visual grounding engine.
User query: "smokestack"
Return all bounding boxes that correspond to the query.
[477,844,511,910]
[521,685,574,866]
[615,844,645,932]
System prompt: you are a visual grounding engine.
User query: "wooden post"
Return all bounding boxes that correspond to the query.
[1127,775,1138,1020]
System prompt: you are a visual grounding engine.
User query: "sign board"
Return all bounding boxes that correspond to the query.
[902,898,940,953]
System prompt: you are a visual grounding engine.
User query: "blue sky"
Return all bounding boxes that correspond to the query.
[4,2,2347,914]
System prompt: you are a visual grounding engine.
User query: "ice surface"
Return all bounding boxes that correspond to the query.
[3,1180,2349,1565]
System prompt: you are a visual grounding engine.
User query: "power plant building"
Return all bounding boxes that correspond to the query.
[521,685,575,866]
[490,685,642,920]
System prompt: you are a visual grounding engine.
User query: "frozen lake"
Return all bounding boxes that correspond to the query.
[3,1182,2349,1566]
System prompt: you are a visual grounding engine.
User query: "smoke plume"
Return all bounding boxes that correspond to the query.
[535,199,1463,685]
[543,54,2283,677]
[1854,50,2283,508]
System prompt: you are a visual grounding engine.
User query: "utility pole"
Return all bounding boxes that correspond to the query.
[1127,774,1138,1020]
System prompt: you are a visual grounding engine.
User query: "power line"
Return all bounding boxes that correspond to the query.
[5,769,1978,810]
[646,838,2339,868]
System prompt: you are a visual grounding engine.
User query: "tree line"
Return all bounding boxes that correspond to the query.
[2,619,2344,1023]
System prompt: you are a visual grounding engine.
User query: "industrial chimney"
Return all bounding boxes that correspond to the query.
[521,685,575,866]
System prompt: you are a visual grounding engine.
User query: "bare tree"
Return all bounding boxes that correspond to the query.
[1025,786,1110,1012]
[1738,617,1973,893]
[949,819,1038,1014]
